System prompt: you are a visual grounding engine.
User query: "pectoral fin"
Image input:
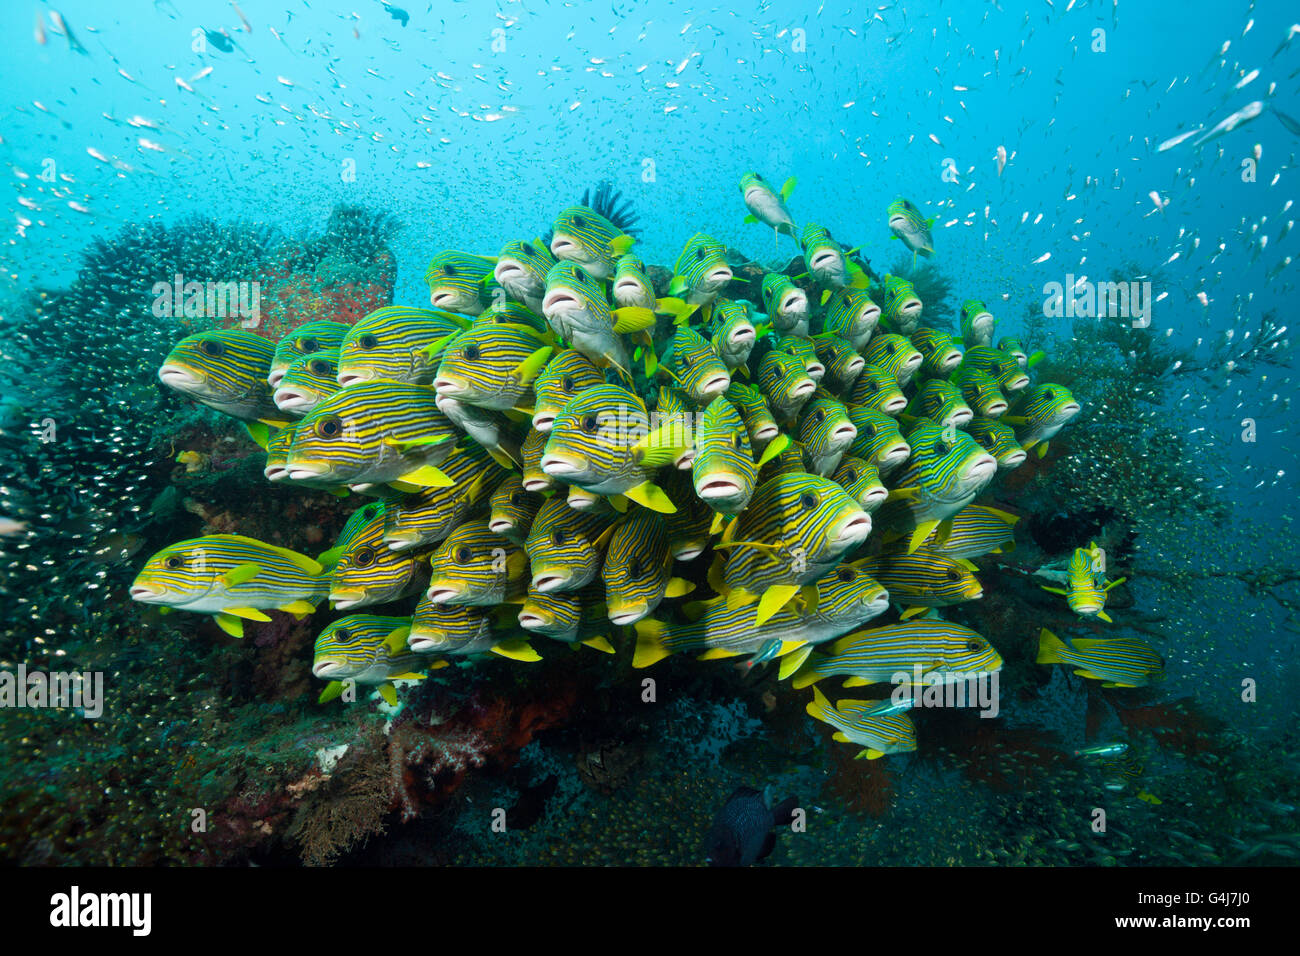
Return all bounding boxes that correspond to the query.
[756,585,798,625]
[622,481,676,514]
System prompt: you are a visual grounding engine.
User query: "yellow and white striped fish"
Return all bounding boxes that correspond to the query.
[159,330,287,424]
[313,615,438,705]
[336,306,469,387]
[806,686,917,759]
[425,518,530,606]
[791,619,1002,689]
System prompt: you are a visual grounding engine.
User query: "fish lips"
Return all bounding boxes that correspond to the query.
[128,583,162,602]
[336,369,373,387]
[433,376,469,399]
[488,517,516,535]
[311,660,347,679]
[425,585,462,604]
[608,605,647,626]
[517,610,549,630]
[286,463,329,482]
[780,292,808,314]
[541,453,586,478]
[531,571,571,593]
[695,474,747,503]
[832,511,873,548]
[963,454,999,484]
[406,634,442,652]
[698,373,732,401]
[273,388,315,413]
[158,364,204,392]
[329,590,367,610]
[541,286,583,317]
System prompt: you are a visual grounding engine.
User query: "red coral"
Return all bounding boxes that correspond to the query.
[1114,697,1224,757]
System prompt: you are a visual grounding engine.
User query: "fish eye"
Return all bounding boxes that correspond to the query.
[455,546,472,563]
[814,409,825,423]
[444,265,458,277]
[799,492,818,510]
[335,628,355,644]
[511,491,525,505]
[1044,388,1055,399]
[165,556,184,569]
[553,530,568,546]
[464,343,482,361]
[837,568,854,582]
[562,376,575,393]
[732,433,743,450]
[353,547,375,568]
[695,248,706,260]
[863,423,877,437]
[200,339,225,357]
[629,558,643,577]
[861,381,877,395]
[310,360,330,375]
[300,337,319,353]
[522,243,533,255]
[363,506,377,520]
[317,416,344,439]
[358,334,378,350]
[965,641,981,652]
[946,569,960,582]
[572,214,586,228]
[581,414,599,434]
[843,469,857,483]
[935,441,950,456]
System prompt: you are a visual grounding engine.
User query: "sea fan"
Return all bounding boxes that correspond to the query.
[540,180,642,247]
[889,255,955,329]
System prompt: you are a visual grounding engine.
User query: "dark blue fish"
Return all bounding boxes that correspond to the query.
[702,787,799,866]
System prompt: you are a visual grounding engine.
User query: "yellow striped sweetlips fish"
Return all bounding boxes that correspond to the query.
[335,306,469,387]
[662,326,732,405]
[313,615,436,705]
[326,505,430,611]
[158,329,287,424]
[755,349,815,426]
[966,417,1027,470]
[273,351,341,416]
[875,421,998,553]
[798,223,855,289]
[662,468,716,561]
[520,428,552,493]
[541,261,656,378]
[668,232,733,309]
[887,198,936,263]
[382,440,507,550]
[1040,543,1126,623]
[408,598,540,661]
[270,320,351,387]
[844,363,907,416]
[692,396,766,515]
[493,238,557,313]
[524,497,616,593]
[879,274,924,336]
[725,382,785,457]
[906,379,974,428]
[951,367,1009,419]
[708,299,757,372]
[862,333,924,387]
[488,475,544,543]
[541,384,686,512]
[740,171,797,238]
[773,333,824,382]
[424,518,530,606]
[432,392,525,470]
[790,619,1003,689]
[958,346,1030,393]
[602,509,694,626]
[831,456,888,513]
[716,472,872,624]
[761,273,810,336]
[797,391,857,477]
[431,321,552,412]
[857,545,983,619]
[927,505,1018,559]
[611,254,657,310]
[634,562,890,671]
[910,327,964,378]
[130,534,330,638]
[1037,628,1163,688]
[806,686,917,760]
[530,348,604,432]
[472,300,550,333]
[287,381,458,490]
[549,204,636,281]
[813,334,866,394]
[959,299,996,347]
[424,249,499,315]
[517,582,615,652]
[654,386,697,470]
[1002,383,1080,457]
[845,405,911,475]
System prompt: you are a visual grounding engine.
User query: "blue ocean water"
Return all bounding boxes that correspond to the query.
[0,0,1296,867]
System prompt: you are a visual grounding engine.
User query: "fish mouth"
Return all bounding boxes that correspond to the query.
[433,376,467,398]
[833,513,873,547]
[807,362,826,380]
[810,250,840,271]
[949,408,974,426]
[609,607,645,626]
[780,292,807,313]
[706,266,733,286]
[518,611,547,630]
[963,454,998,483]
[675,449,696,470]
[531,411,556,432]
[431,291,459,309]
[903,353,923,372]
[489,518,515,535]
[549,235,583,260]
[888,214,911,231]
[883,395,907,414]
[329,591,366,610]
[881,442,911,467]
[532,573,568,593]
[426,586,461,604]
[384,533,419,550]
[697,476,745,500]
[730,325,756,347]
[833,423,858,442]
[1061,402,1081,417]
[336,370,370,387]
[541,288,581,315]
[268,368,287,388]
[614,277,644,297]
[1000,450,1028,469]
[522,475,552,492]
[129,584,160,602]
[311,661,345,679]
[861,487,889,509]
[158,364,202,390]
[937,352,962,373]
[792,379,815,398]
[673,543,705,561]
[901,299,922,315]
[273,388,313,413]
[287,464,327,481]
[699,373,731,400]
[1005,375,1030,391]
[407,635,440,652]
[984,400,1008,417]
[844,357,865,377]
[264,464,288,481]
[755,424,779,443]
[493,260,527,285]
[541,454,584,477]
